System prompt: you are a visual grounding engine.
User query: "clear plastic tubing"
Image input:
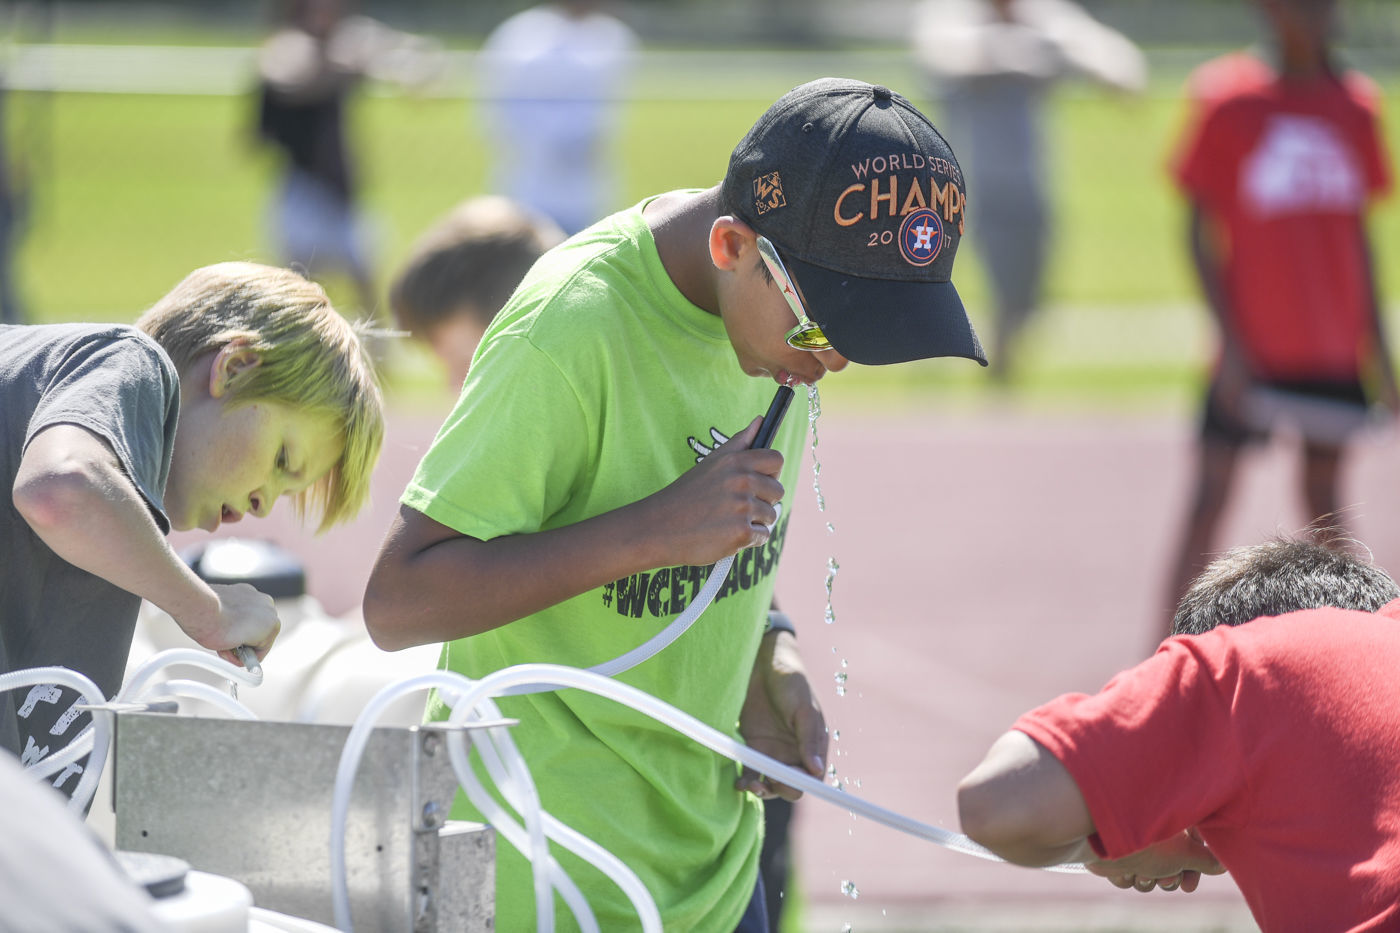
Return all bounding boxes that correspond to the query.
[25,724,96,780]
[136,679,258,720]
[446,723,601,933]
[330,674,655,933]
[118,648,263,702]
[0,666,110,815]
[499,553,735,695]
[450,663,1088,875]
[461,699,554,931]
[446,696,659,933]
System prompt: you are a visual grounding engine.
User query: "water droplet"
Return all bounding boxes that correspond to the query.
[841,880,859,900]
[841,924,853,933]
[832,729,840,742]
[840,657,848,668]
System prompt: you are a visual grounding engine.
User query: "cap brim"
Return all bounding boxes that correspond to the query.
[785,257,988,367]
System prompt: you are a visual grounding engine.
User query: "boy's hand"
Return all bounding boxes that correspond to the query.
[736,630,827,801]
[1086,828,1225,893]
[645,417,785,566]
[183,583,282,666]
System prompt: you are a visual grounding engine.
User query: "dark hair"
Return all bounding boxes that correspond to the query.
[389,196,563,337]
[1171,531,1399,636]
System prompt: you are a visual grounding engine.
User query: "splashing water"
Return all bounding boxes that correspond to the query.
[807,384,828,517]
[810,386,840,630]
[841,880,860,900]
[823,557,840,625]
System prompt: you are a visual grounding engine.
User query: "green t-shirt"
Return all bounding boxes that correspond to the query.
[404,196,807,932]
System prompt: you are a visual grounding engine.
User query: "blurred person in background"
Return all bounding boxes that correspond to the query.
[389,195,564,389]
[476,0,637,236]
[913,0,1146,382]
[254,0,440,324]
[0,82,28,325]
[1161,0,1397,642]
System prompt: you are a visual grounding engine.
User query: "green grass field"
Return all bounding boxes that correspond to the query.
[10,56,1400,410]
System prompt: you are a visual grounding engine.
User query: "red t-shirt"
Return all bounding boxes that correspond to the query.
[1172,53,1392,381]
[1016,600,1400,932]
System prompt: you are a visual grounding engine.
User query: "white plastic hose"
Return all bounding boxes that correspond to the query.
[136,679,258,720]
[446,663,1087,874]
[498,553,736,696]
[118,647,263,702]
[331,674,574,933]
[0,666,110,815]
[23,724,95,781]
[445,700,661,933]
[447,725,600,933]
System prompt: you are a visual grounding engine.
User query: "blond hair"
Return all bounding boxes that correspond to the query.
[137,262,384,531]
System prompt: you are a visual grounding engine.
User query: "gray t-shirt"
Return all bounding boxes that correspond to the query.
[0,323,179,794]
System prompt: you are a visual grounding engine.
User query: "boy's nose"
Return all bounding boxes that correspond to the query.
[822,349,851,373]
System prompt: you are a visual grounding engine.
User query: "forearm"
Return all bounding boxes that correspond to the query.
[14,454,220,641]
[958,731,1098,867]
[1189,207,1231,331]
[366,418,785,650]
[977,827,1098,868]
[364,502,669,649]
[1358,221,1399,399]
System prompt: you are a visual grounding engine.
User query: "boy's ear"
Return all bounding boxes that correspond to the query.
[709,216,758,272]
[209,339,263,398]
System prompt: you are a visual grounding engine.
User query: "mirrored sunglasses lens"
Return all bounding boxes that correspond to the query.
[786,324,831,351]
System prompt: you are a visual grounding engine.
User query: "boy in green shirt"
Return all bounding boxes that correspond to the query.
[364,77,984,931]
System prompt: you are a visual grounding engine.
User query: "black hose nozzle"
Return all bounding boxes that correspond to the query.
[753,385,795,450]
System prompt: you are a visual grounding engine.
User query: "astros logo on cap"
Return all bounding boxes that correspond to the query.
[898,208,943,267]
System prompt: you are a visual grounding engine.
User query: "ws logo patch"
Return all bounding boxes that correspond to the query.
[753,172,786,215]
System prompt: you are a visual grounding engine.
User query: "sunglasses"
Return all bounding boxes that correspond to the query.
[755,235,832,352]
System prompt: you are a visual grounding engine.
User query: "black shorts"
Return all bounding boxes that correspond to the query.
[1201,376,1370,447]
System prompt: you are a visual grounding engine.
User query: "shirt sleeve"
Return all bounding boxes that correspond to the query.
[1171,95,1239,212]
[24,332,180,532]
[402,331,591,540]
[1012,637,1252,859]
[1345,73,1392,199]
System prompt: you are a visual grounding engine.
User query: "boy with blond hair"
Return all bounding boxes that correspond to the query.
[2,261,383,794]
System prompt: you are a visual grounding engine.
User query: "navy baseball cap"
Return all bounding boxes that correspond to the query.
[722,77,986,367]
